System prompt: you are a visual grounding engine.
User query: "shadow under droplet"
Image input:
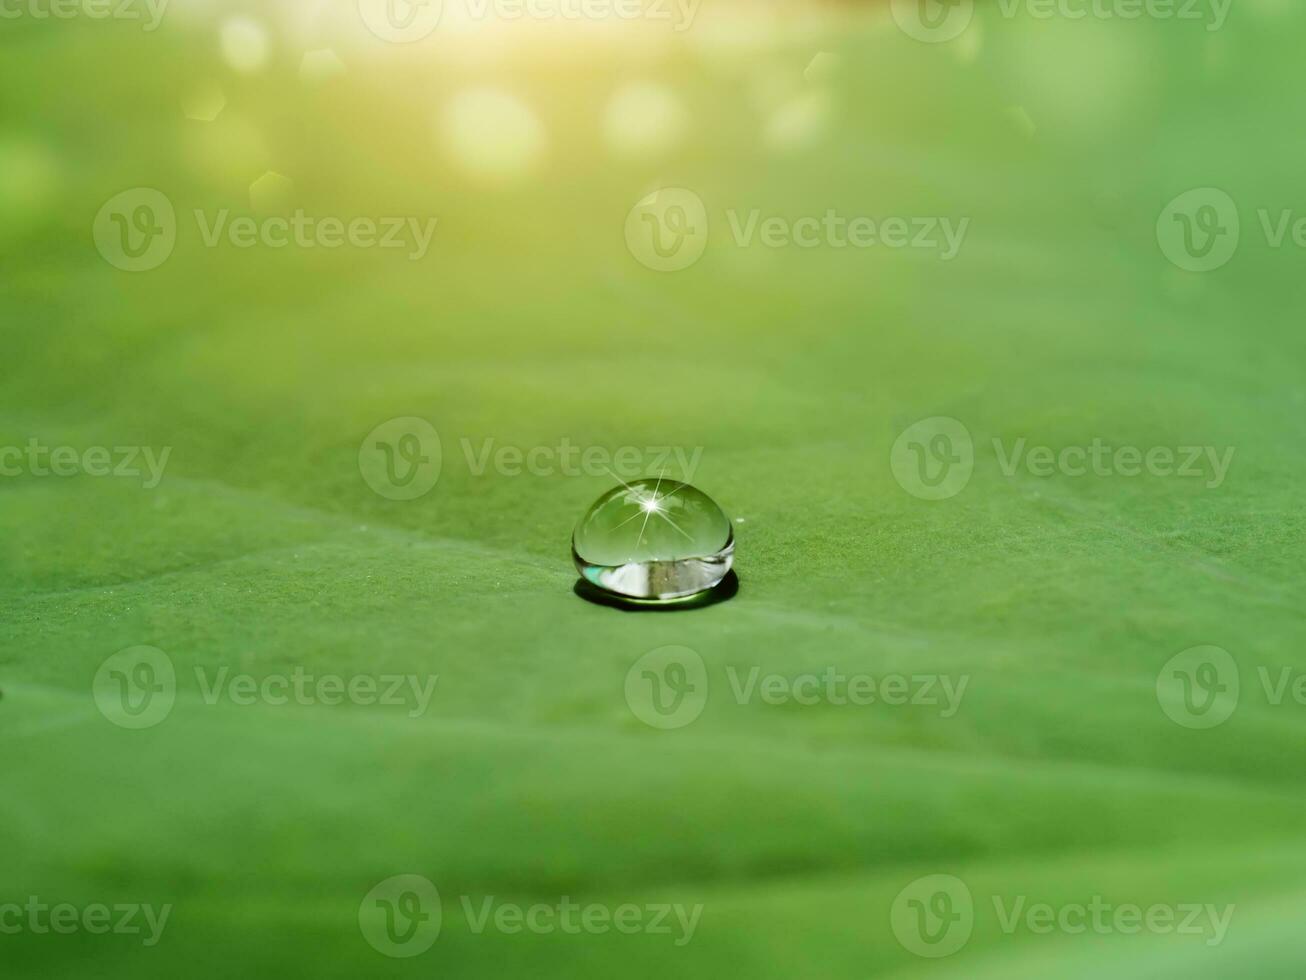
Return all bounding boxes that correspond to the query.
[572,570,739,612]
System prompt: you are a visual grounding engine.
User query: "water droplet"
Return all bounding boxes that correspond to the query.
[573,479,733,602]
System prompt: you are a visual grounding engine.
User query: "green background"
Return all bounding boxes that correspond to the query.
[3,1,1305,976]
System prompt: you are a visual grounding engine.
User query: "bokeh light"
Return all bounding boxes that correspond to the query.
[602,82,688,160]
[220,16,272,74]
[438,89,547,186]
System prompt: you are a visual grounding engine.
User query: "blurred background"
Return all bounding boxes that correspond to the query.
[4,0,1306,977]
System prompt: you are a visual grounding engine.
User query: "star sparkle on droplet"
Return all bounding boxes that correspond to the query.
[603,469,694,547]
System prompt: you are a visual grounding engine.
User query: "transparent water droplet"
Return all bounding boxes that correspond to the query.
[572,479,734,602]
